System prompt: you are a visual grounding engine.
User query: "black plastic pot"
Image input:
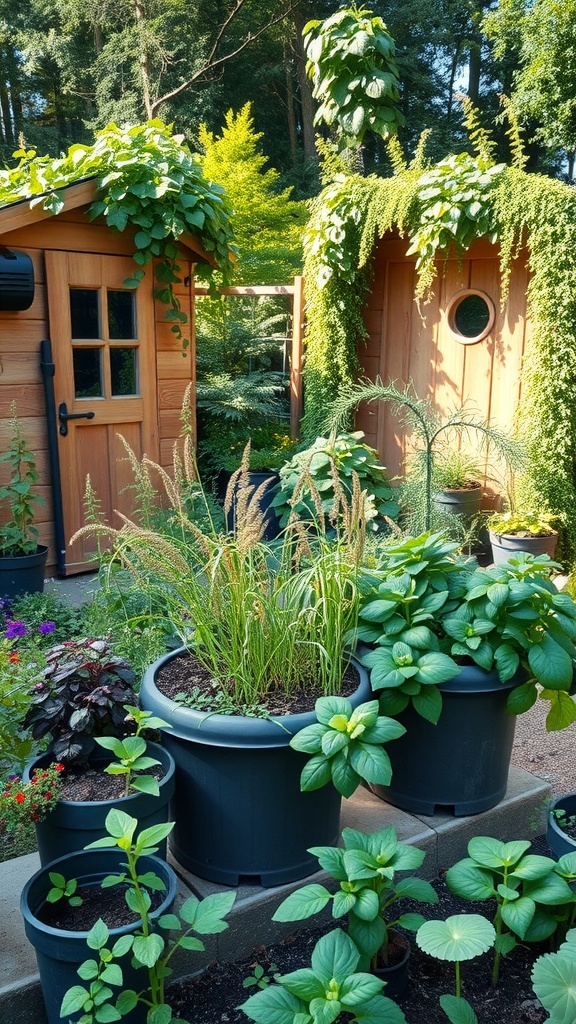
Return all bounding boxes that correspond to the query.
[0,544,48,598]
[372,930,411,1000]
[433,485,482,521]
[23,743,176,866]
[140,650,371,886]
[225,470,281,542]
[489,529,559,566]
[547,793,576,859]
[369,664,522,816]
[20,848,177,1024]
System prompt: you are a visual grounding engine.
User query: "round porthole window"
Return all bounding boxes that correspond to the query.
[446,290,495,344]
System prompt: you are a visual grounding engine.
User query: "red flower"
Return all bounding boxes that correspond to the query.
[44,793,53,800]
[55,764,65,772]
[15,793,26,804]
[9,652,20,663]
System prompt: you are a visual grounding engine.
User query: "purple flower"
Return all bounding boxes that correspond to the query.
[5,620,29,640]
[39,622,56,635]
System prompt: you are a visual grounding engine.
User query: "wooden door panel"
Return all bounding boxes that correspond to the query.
[46,251,158,573]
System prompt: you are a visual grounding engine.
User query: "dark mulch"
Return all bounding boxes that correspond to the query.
[165,839,554,1024]
[37,883,162,931]
[155,652,360,716]
[58,762,163,802]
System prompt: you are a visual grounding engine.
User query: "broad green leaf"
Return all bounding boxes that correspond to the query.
[500,896,536,938]
[439,994,478,1024]
[349,743,392,785]
[278,967,324,1000]
[132,933,164,968]
[506,681,538,715]
[545,690,576,731]
[60,987,90,1016]
[273,886,332,923]
[310,929,359,982]
[87,919,110,951]
[352,888,380,921]
[300,755,333,793]
[532,952,576,1024]
[330,753,360,798]
[445,861,496,901]
[77,959,99,980]
[181,890,236,931]
[509,855,556,881]
[412,684,443,724]
[347,913,386,960]
[415,652,459,685]
[528,635,573,689]
[468,837,530,869]
[339,972,384,1006]
[416,914,495,961]
[100,963,123,987]
[240,984,308,1024]
[394,877,438,903]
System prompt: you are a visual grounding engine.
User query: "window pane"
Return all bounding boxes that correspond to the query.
[453,295,491,338]
[73,347,103,398]
[70,289,100,339]
[110,347,138,396]
[108,290,136,339]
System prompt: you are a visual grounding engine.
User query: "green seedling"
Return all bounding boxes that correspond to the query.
[95,705,171,797]
[46,871,83,907]
[417,913,496,1024]
[242,962,280,991]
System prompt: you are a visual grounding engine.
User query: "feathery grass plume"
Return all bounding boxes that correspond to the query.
[117,434,158,528]
[457,93,497,166]
[498,94,528,172]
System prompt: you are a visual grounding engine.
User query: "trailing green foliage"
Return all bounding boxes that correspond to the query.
[0,121,236,349]
[302,139,576,559]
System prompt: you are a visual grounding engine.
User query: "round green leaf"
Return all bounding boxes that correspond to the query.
[532,952,576,1024]
[416,914,496,961]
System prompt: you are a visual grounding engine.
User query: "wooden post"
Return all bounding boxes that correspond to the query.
[291,275,304,440]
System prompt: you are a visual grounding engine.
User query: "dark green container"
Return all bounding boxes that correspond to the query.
[23,744,175,866]
[547,794,576,859]
[369,664,522,816]
[20,848,177,1024]
[140,649,371,886]
[0,544,48,598]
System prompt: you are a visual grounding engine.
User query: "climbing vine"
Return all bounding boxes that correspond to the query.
[0,121,236,348]
[302,144,576,560]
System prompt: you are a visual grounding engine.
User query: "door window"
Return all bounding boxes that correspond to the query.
[69,287,139,398]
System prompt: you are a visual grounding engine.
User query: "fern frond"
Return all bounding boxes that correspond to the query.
[458,93,497,166]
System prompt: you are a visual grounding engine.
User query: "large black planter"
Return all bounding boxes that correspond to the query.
[369,664,522,816]
[0,544,48,598]
[20,848,177,1024]
[433,485,482,522]
[547,793,576,860]
[140,650,372,886]
[23,743,176,866]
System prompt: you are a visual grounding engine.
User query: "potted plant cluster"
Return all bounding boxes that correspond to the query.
[488,507,560,564]
[21,637,175,864]
[354,531,576,815]
[0,403,47,598]
[76,436,405,887]
[432,450,484,522]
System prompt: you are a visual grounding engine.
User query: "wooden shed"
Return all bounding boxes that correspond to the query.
[355,232,529,483]
[0,179,210,575]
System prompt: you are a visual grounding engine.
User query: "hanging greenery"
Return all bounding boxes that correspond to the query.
[0,121,236,349]
[302,141,576,559]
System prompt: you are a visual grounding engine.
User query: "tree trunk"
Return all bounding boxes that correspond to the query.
[292,8,317,163]
[0,83,13,145]
[468,39,481,103]
[284,41,298,161]
[134,0,153,119]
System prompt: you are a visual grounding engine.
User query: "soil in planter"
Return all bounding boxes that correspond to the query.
[551,809,576,841]
[38,882,164,931]
[155,653,360,716]
[58,762,164,802]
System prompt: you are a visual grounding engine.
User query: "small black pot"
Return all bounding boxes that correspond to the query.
[0,544,48,598]
[20,848,177,1024]
[140,649,372,886]
[369,664,522,816]
[433,485,482,522]
[372,929,411,1000]
[23,743,176,866]
[547,793,576,859]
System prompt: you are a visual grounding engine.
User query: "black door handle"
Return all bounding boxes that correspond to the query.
[58,401,95,436]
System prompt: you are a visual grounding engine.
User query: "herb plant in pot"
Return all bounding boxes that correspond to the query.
[358,532,576,815]
[488,508,559,564]
[432,450,484,530]
[0,404,47,597]
[273,824,438,998]
[83,442,403,886]
[22,638,175,864]
[20,810,179,1024]
[548,795,576,859]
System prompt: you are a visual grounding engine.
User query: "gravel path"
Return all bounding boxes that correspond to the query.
[512,695,576,795]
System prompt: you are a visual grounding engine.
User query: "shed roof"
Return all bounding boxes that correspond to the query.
[0,177,214,264]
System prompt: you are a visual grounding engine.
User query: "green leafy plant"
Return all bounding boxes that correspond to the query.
[488,509,559,537]
[416,914,496,1024]
[24,637,137,764]
[240,927,408,1024]
[328,380,523,535]
[61,808,236,1024]
[0,403,44,557]
[434,451,483,491]
[445,837,575,984]
[273,824,438,970]
[0,636,45,774]
[532,928,576,1024]
[242,962,281,991]
[357,531,576,731]
[290,697,405,797]
[271,430,399,531]
[303,5,404,151]
[0,762,63,854]
[94,706,171,798]
[46,871,83,908]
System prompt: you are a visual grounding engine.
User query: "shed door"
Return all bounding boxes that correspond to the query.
[46,251,159,574]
